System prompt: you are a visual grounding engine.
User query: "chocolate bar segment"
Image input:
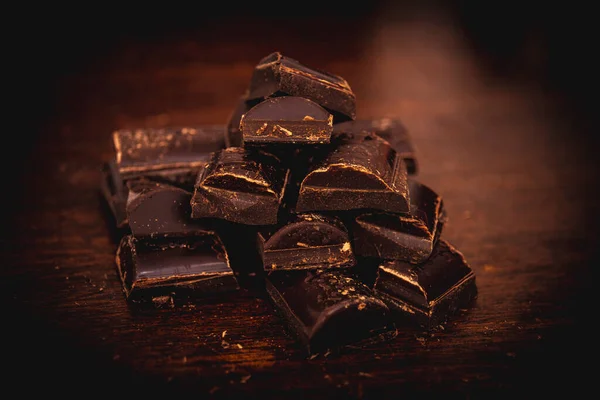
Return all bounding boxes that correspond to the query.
[126,179,208,238]
[190,147,289,225]
[116,233,239,303]
[374,240,478,329]
[352,180,445,263]
[258,213,354,271]
[266,269,391,354]
[240,96,333,145]
[295,132,410,213]
[333,118,418,174]
[100,160,129,229]
[114,126,225,177]
[246,52,356,121]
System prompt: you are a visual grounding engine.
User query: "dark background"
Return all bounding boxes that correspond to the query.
[4,1,597,397]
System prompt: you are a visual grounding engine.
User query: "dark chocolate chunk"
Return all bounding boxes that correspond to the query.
[374,240,478,329]
[225,95,251,148]
[126,179,208,238]
[295,132,410,213]
[352,179,445,263]
[240,96,333,145]
[116,232,239,303]
[266,269,392,354]
[246,52,356,121]
[258,213,355,271]
[190,147,290,225]
[114,126,225,177]
[333,118,418,174]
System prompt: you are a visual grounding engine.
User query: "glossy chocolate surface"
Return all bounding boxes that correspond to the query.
[126,179,208,238]
[241,96,333,144]
[374,240,478,329]
[266,269,392,354]
[113,125,225,175]
[246,52,356,121]
[116,233,239,303]
[190,147,290,225]
[352,179,445,263]
[295,132,410,213]
[258,213,354,270]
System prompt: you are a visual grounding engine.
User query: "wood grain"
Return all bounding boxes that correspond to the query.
[3,8,596,398]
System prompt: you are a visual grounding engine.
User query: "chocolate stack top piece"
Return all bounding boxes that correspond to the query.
[246,52,356,121]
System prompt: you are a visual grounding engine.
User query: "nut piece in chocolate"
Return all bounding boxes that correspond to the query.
[258,213,355,271]
[246,52,356,121]
[374,240,478,329]
[352,179,446,263]
[190,147,290,225]
[240,96,333,145]
[266,269,392,355]
[295,132,410,213]
[116,232,239,303]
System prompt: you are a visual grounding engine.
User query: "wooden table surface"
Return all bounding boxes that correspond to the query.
[4,6,597,398]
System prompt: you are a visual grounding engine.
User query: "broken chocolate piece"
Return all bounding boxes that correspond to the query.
[116,233,239,302]
[225,95,252,148]
[240,96,333,145]
[126,179,208,238]
[100,161,129,229]
[246,52,356,121]
[374,240,478,329]
[114,126,225,175]
[266,269,391,354]
[295,132,410,213]
[333,118,418,174]
[190,147,290,225]
[258,213,355,271]
[352,179,445,263]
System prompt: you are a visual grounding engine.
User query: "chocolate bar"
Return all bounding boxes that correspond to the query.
[126,179,208,238]
[246,52,356,121]
[100,160,129,229]
[266,269,392,354]
[258,213,355,271]
[352,180,445,263]
[374,240,478,329]
[116,232,239,303]
[333,118,418,174]
[225,95,251,148]
[190,147,290,225]
[240,96,333,145]
[295,132,410,213]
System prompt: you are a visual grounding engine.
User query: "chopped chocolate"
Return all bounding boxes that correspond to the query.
[125,179,208,238]
[190,147,290,225]
[295,132,410,213]
[100,160,129,229]
[240,96,333,145]
[333,118,418,174]
[352,179,445,263]
[258,213,355,271]
[246,52,356,121]
[266,269,392,354]
[116,233,239,303]
[374,240,478,329]
[113,125,225,178]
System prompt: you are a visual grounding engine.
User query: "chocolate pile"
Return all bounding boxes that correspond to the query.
[100,52,478,355]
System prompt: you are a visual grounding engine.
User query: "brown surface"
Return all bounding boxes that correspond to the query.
[3,5,597,398]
